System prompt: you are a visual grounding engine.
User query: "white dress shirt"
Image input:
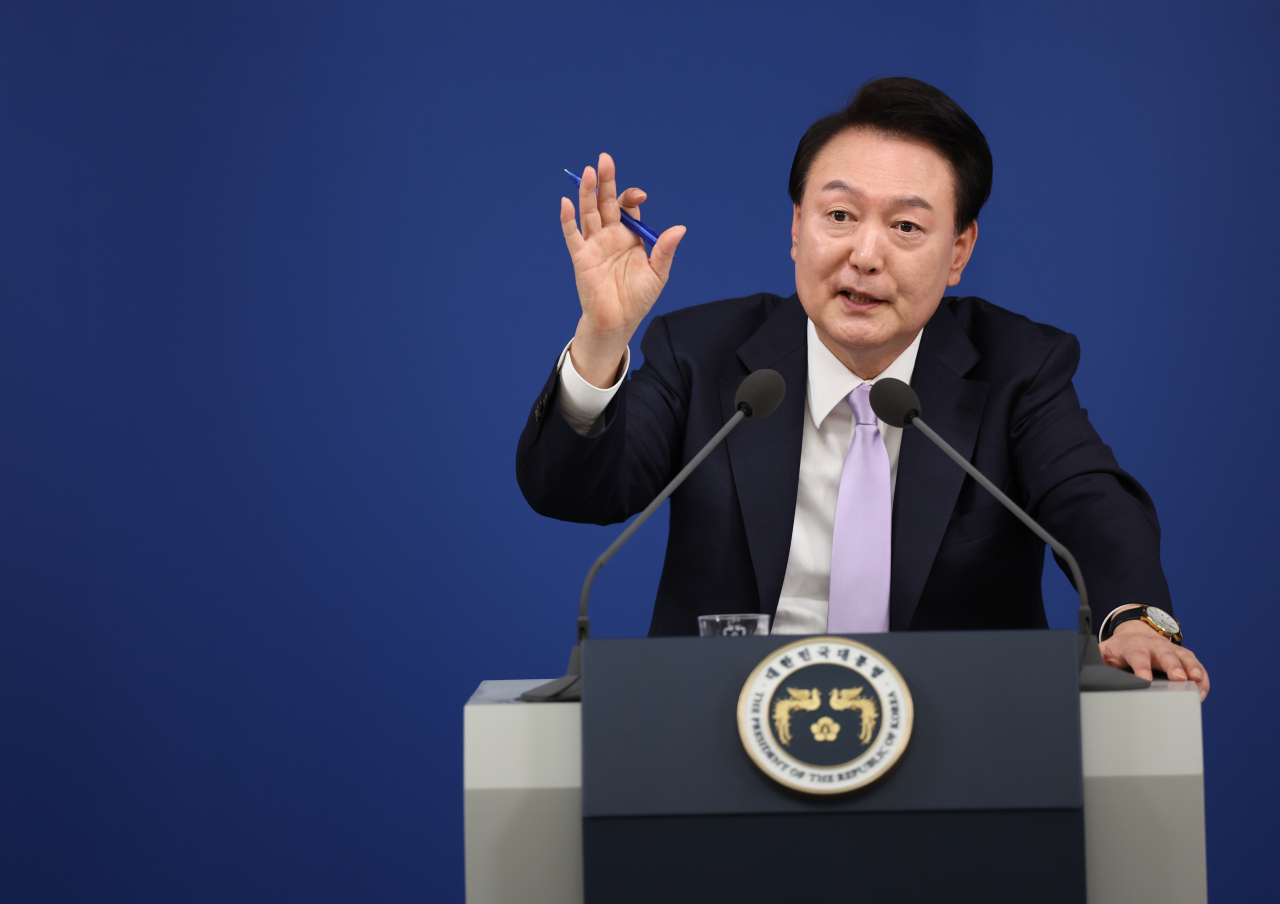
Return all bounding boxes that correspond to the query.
[554,325,1126,639]
[556,323,920,635]
[771,322,920,633]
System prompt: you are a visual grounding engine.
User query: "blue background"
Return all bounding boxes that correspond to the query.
[2,1,1276,899]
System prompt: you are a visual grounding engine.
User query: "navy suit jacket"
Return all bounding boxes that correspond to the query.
[516,293,1171,636]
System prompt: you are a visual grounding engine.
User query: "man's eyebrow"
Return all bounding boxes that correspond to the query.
[818,180,935,213]
[893,196,935,212]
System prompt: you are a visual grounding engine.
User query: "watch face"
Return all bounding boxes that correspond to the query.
[1144,607,1180,635]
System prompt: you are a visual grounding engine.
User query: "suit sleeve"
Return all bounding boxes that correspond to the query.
[1009,333,1174,616]
[515,315,692,525]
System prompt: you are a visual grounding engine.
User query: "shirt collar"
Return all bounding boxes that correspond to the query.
[806,319,924,429]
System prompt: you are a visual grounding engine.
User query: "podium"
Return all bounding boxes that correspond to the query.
[464,632,1206,903]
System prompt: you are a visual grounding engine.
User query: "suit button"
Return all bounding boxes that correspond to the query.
[534,396,546,422]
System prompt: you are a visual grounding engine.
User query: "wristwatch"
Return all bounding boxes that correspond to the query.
[1102,606,1183,645]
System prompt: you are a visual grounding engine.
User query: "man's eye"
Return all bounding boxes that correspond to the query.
[898,221,919,233]
[831,211,850,222]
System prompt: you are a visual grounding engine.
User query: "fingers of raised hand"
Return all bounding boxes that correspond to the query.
[648,224,687,282]
[579,166,601,236]
[619,187,646,220]
[560,197,584,254]
[596,153,620,225]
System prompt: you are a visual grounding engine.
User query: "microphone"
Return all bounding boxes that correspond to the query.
[521,369,787,702]
[868,378,1149,692]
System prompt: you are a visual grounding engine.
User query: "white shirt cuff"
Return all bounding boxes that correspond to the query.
[556,340,629,436]
[1097,605,1139,642]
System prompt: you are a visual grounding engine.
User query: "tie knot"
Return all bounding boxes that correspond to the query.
[847,383,877,425]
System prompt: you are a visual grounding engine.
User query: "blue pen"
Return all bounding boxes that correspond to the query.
[564,169,661,246]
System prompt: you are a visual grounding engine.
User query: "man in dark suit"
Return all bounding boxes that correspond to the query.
[517,77,1208,698]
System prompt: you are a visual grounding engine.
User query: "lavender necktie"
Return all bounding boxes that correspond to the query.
[827,383,892,633]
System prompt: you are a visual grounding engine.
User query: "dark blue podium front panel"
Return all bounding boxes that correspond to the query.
[579,630,1085,903]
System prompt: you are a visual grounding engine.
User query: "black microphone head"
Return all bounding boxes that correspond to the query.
[735,369,786,419]
[869,378,921,428]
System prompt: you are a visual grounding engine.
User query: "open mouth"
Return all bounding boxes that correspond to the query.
[838,289,884,305]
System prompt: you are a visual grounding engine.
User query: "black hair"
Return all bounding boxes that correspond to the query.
[788,77,993,235]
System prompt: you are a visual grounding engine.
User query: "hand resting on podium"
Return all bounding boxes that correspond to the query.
[1101,608,1209,700]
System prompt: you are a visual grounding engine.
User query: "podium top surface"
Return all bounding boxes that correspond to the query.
[466,679,556,706]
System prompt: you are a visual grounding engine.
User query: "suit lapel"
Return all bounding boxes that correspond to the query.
[890,302,988,630]
[720,296,808,616]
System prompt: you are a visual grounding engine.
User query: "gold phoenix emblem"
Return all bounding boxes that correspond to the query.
[738,637,914,796]
[771,688,821,745]
[830,687,879,744]
[771,686,881,747]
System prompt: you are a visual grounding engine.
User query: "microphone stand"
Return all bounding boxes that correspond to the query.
[907,415,1149,691]
[520,410,747,702]
[521,367,786,703]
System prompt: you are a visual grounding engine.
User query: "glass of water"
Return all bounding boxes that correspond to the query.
[697,613,771,637]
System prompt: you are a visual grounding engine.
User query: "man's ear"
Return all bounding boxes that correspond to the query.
[791,204,801,262]
[946,219,979,287]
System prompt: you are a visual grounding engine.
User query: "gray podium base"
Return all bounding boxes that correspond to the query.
[464,678,1204,904]
[1079,684,1207,902]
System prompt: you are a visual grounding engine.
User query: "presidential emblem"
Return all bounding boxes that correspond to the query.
[737,637,913,794]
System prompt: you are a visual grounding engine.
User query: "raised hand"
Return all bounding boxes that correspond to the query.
[560,152,686,387]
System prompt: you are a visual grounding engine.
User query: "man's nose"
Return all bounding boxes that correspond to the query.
[847,227,884,274]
